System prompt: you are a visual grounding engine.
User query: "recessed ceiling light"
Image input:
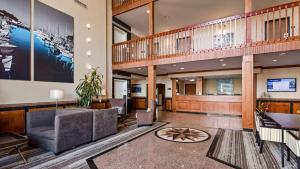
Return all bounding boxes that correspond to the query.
[272,59,278,62]
[138,67,142,70]
[222,63,227,67]
[180,67,185,70]
[219,59,224,62]
[176,80,179,82]
[189,79,195,82]
[279,53,286,56]
[146,10,150,14]
[173,64,177,67]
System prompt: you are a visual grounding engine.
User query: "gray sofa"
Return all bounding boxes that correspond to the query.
[27,109,93,154]
[26,108,118,154]
[92,108,118,141]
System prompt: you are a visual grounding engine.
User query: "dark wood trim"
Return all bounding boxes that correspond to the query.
[113,17,131,31]
[112,17,132,44]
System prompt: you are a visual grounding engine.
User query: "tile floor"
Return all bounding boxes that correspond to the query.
[92,111,242,169]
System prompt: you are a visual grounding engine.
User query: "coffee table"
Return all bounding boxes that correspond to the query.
[0,132,28,163]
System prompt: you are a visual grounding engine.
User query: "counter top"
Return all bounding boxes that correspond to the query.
[176,95,242,102]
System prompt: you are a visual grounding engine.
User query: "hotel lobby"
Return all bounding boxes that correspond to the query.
[1,0,300,169]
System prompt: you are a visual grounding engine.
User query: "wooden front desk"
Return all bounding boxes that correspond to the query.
[175,95,242,115]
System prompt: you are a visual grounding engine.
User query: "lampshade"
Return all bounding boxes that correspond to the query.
[50,89,64,100]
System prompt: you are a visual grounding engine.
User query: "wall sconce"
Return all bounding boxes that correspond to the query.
[86,51,92,57]
[86,23,91,30]
[86,37,92,43]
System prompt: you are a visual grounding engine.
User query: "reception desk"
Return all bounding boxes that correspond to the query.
[175,95,242,115]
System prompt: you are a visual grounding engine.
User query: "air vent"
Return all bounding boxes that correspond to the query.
[74,0,88,9]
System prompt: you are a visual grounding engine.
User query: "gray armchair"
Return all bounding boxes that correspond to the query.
[27,109,93,154]
[136,100,156,127]
[109,99,126,117]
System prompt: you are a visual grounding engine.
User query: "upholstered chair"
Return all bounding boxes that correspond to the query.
[255,112,283,153]
[136,100,156,127]
[109,98,126,118]
[285,130,300,168]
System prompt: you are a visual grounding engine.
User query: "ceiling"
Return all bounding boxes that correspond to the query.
[115,0,295,36]
[122,50,300,76]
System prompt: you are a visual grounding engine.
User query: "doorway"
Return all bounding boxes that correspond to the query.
[185,84,196,95]
[156,84,165,106]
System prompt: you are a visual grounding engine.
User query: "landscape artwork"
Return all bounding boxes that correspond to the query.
[0,0,31,80]
[34,0,74,83]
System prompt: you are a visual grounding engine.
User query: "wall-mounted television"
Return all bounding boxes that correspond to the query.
[267,78,297,92]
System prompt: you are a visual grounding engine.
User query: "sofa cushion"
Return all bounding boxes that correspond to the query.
[29,126,55,140]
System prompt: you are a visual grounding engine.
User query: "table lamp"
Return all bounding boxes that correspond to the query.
[50,89,64,111]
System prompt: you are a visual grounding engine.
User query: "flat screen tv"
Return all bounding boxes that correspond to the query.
[267,78,297,92]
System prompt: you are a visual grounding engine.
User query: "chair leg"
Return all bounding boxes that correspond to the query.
[297,157,300,169]
[287,147,290,162]
[255,131,258,143]
[259,140,264,153]
[257,135,261,146]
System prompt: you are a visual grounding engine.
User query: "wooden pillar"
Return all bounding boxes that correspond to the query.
[172,79,177,112]
[242,55,254,129]
[245,0,253,43]
[148,65,156,108]
[148,2,154,35]
[196,77,203,95]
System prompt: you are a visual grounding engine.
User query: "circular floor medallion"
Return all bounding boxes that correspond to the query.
[155,127,210,143]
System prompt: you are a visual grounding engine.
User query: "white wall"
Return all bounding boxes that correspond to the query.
[257,67,300,99]
[0,0,107,104]
[131,76,173,98]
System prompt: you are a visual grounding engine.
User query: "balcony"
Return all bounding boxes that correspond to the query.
[112,1,300,69]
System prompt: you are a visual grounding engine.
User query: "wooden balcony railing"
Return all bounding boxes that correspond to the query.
[112,1,300,65]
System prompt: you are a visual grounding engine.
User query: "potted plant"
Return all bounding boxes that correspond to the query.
[76,67,103,107]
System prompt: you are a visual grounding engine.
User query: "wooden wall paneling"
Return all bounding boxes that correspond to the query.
[202,102,215,113]
[214,102,230,113]
[28,107,61,112]
[165,98,172,111]
[293,102,300,114]
[190,101,202,111]
[185,84,196,95]
[242,55,254,129]
[91,102,107,109]
[132,98,147,109]
[229,103,243,115]
[0,110,25,134]
[268,102,290,113]
[176,101,190,111]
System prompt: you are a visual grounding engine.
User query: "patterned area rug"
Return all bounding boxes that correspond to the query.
[0,122,167,169]
[155,127,210,143]
[207,129,297,169]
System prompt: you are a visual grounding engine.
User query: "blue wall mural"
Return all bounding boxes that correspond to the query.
[0,0,31,81]
[34,0,74,83]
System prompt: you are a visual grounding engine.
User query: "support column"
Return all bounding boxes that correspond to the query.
[148,65,156,108]
[245,0,253,43]
[148,2,154,35]
[242,55,254,129]
[172,79,177,112]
